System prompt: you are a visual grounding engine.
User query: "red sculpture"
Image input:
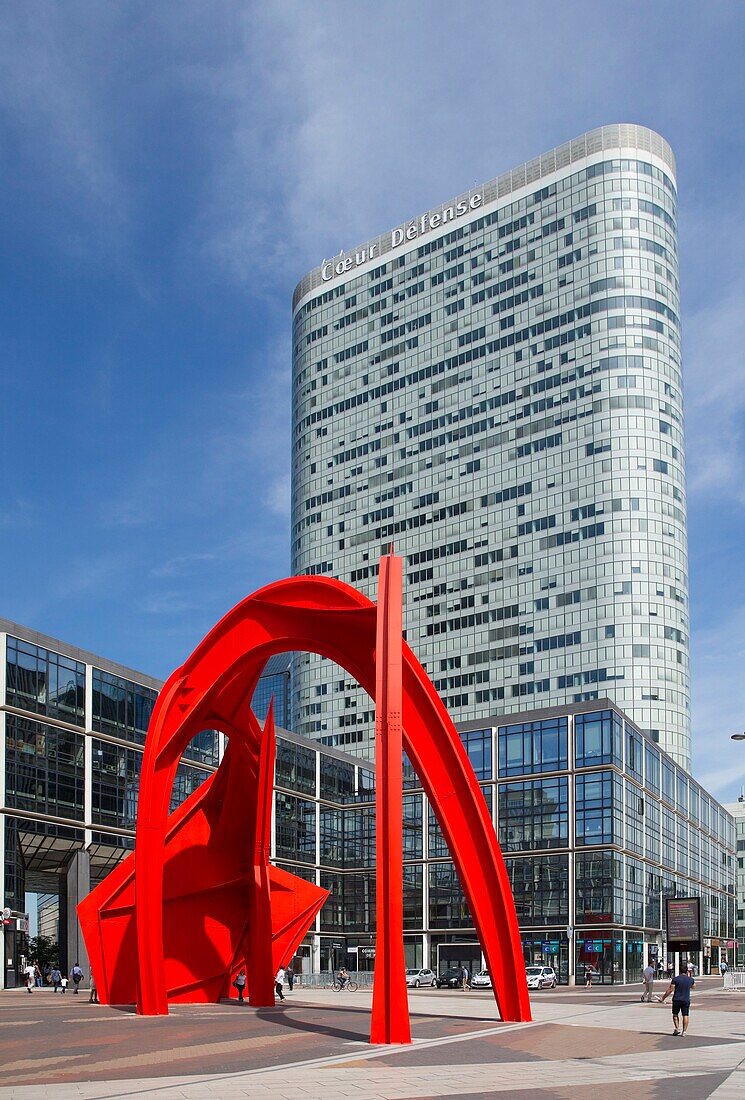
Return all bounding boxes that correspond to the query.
[79,554,531,1034]
[78,705,328,1006]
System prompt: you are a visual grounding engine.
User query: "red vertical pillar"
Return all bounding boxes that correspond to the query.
[245,702,277,1006]
[370,551,412,1045]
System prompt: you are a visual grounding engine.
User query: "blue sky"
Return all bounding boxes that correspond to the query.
[1,1,744,798]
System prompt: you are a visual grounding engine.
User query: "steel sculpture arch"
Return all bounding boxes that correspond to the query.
[133,574,531,1023]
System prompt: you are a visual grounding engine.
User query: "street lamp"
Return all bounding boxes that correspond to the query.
[731,733,745,742]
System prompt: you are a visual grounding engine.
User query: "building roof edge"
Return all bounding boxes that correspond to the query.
[291,123,676,312]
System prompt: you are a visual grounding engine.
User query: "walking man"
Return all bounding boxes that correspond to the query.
[286,963,294,992]
[641,961,655,1002]
[89,971,99,1004]
[71,963,83,994]
[274,966,285,1002]
[50,965,62,992]
[234,969,246,1003]
[460,965,469,991]
[23,962,35,993]
[660,962,695,1036]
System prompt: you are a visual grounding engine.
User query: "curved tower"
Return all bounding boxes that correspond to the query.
[291,124,690,768]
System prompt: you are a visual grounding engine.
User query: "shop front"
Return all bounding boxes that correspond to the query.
[521,932,569,984]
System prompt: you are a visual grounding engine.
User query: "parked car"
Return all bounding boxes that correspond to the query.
[405,967,437,988]
[470,970,492,989]
[525,965,558,989]
[436,967,464,989]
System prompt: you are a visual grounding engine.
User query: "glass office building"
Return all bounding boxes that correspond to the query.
[250,652,292,728]
[280,699,733,985]
[0,618,217,989]
[291,124,690,768]
[724,796,745,966]
[3,611,731,987]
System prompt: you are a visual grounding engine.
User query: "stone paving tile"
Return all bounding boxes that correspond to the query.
[403,1073,733,1100]
[1,987,744,1099]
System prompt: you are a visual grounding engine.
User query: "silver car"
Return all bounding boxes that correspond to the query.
[470,970,492,989]
[405,967,437,988]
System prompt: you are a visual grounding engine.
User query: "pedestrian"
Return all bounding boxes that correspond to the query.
[23,962,35,993]
[286,963,294,992]
[460,965,469,991]
[51,965,62,992]
[89,971,99,1004]
[640,961,655,1002]
[34,964,42,988]
[60,975,68,994]
[274,966,285,1002]
[584,964,594,988]
[234,969,246,1003]
[719,958,728,983]
[71,962,83,994]
[660,962,695,1036]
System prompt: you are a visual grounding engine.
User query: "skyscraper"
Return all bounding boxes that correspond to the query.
[291,124,689,768]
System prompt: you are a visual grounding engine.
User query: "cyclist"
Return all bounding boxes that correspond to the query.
[338,966,351,989]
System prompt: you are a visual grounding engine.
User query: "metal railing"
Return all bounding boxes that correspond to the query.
[291,971,374,990]
[723,969,745,991]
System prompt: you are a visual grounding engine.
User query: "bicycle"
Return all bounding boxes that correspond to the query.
[332,979,359,992]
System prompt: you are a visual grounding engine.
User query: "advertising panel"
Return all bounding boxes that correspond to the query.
[666,897,702,952]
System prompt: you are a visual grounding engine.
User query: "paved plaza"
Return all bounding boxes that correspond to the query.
[0,979,743,1098]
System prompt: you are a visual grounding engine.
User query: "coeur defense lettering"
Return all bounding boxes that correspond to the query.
[321,193,483,282]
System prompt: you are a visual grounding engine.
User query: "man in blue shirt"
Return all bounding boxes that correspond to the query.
[660,963,695,1036]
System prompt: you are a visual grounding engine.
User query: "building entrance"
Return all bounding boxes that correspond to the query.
[435,941,481,979]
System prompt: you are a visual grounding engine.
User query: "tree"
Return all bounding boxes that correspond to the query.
[26,935,57,971]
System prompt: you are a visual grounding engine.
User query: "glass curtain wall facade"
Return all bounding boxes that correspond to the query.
[291,124,690,768]
[724,797,745,966]
[2,621,733,988]
[0,620,217,988]
[274,699,733,984]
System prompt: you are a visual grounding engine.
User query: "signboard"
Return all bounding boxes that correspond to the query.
[331,941,343,950]
[361,947,376,959]
[666,896,702,952]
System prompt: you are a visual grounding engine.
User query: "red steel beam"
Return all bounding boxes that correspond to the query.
[370,551,411,1044]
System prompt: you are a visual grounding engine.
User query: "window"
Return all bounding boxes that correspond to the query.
[91,741,142,830]
[575,710,623,768]
[576,851,624,924]
[498,717,568,776]
[276,738,316,796]
[644,743,660,795]
[575,771,623,846]
[403,794,423,859]
[319,755,355,802]
[403,864,424,928]
[275,792,317,864]
[498,777,568,851]
[506,855,569,923]
[92,669,158,748]
[5,714,84,819]
[460,727,492,780]
[625,722,643,784]
[428,862,471,928]
[6,637,85,726]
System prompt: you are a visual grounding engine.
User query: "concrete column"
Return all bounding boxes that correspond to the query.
[65,850,90,982]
